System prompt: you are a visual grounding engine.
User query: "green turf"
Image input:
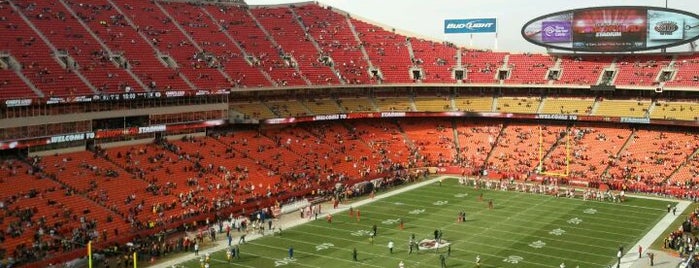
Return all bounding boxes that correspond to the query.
[175,178,674,268]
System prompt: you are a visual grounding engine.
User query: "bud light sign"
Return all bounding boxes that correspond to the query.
[541,21,571,43]
[444,18,497,34]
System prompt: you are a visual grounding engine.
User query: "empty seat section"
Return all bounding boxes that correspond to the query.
[19,0,142,94]
[0,1,92,97]
[266,101,311,117]
[453,96,493,112]
[608,131,698,185]
[540,98,594,115]
[650,101,699,121]
[346,120,413,166]
[119,1,227,91]
[555,55,612,86]
[375,97,411,111]
[506,53,555,85]
[461,50,506,84]
[0,70,33,99]
[413,96,451,111]
[252,7,337,85]
[301,99,341,115]
[230,102,277,119]
[496,97,541,114]
[399,119,456,165]
[293,5,369,84]
[205,5,306,86]
[410,39,456,83]
[666,55,699,88]
[594,99,650,117]
[454,122,502,172]
[162,3,271,88]
[337,98,375,113]
[66,0,192,91]
[614,55,671,86]
[351,19,413,83]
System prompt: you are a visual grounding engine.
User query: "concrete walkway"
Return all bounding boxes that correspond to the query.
[620,194,689,268]
[154,177,690,268]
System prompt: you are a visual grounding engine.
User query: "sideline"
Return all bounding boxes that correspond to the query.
[156,176,687,268]
[621,195,689,268]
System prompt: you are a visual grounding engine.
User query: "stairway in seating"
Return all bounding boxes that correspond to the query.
[644,98,657,118]
[491,96,498,112]
[58,0,149,91]
[451,119,462,163]
[288,7,346,85]
[406,38,416,63]
[154,1,235,85]
[589,98,601,115]
[199,7,277,86]
[480,123,507,173]
[456,47,463,68]
[664,147,699,184]
[105,0,197,90]
[8,0,98,94]
[548,57,563,85]
[600,128,636,179]
[394,120,417,153]
[346,16,375,70]
[536,95,547,114]
[10,65,45,98]
[408,95,418,111]
[246,8,312,86]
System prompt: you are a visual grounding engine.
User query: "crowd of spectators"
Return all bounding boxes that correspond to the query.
[3,118,699,266]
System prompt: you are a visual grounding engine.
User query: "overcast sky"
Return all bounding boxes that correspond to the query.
[245,0,699,53]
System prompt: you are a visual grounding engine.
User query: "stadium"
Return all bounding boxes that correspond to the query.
[0,0,699,267]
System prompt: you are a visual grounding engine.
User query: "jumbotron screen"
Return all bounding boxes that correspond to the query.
[522,6,699,52]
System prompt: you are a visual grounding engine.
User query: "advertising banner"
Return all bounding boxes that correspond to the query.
[444,18,497,34]
[572,8,647,51]
[541,21,572,43]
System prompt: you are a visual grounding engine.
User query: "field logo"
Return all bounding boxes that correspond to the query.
[274,257,297,267]
[417,239,450,250]
[315,242,334,251]
[382,218,401,225]
[350,230,373,237]
[567,217,583,225]
[503,255,524,264]
[432,200,449,206]
[528,240,546,249]
[583,208,597,214]
[409,209,425,215]
[549,228,566,236]
[454,193,469,198]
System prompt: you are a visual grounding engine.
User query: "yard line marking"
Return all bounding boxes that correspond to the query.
[372,199,644,237]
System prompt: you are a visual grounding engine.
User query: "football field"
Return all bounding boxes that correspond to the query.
[175,178,674,268]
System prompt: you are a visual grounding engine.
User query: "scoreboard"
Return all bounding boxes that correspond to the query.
[522,6,699,52]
